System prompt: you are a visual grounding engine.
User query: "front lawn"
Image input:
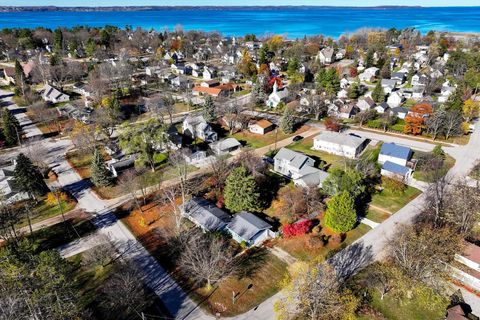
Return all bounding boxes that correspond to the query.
[366,289,448,320]
[369,186,421,214]
[286,136,347,171]
[119,201,287,317]
[15,196,77,228]
[365,207,391,223]
[413,153,455,183]
[230,125,311,149]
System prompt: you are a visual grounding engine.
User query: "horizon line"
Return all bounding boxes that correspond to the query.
[3,5,480,8]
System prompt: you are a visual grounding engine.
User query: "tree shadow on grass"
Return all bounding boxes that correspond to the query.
[327,241,374,282]
[233,247,269,280]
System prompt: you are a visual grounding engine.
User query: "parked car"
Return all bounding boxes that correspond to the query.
[292,135,304,142]
[262,156,274,165]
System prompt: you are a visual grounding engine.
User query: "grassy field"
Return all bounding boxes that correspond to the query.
[286,136,347,171]
[365,207,391,223]
[230,125,310,149]
[367,290,448,320]
[370,186,421,213]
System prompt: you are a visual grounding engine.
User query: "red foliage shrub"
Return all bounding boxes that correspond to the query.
[283,220,314,238]
[325,117,341,132]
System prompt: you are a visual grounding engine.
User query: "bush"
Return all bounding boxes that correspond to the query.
[382,177,407,194]
[307,236,324,249]
[45,191,69,206]
[311,225,322,235]
[329,234,343,246]
[283,220,314,238]
[367,119,382,129]
[432,145,445,159]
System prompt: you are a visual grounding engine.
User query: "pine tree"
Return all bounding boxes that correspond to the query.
[53,28,63,54]
[224,166,262,212]
[280,106,297,134]
[324,192,357,233]
[13,153,48,200]
[372,81,386,103]
[347,82,361,99]
[203,95,215,122]
[2,109,21,147]
[90,148,113,187]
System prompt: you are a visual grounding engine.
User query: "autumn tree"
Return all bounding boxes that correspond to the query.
[404,103,433,135]
[463,99,480,122]
[119,119,166,172]
[315,67,340,96]
[178,230,237,290]
[237,49,257,78]
[275,263,358,320]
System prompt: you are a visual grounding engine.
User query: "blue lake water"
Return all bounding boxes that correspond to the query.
[1,7,480,38]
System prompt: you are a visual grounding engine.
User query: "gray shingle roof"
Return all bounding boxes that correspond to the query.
[227,211,271,241]
[274,147,313,170]
[182,198,231,232]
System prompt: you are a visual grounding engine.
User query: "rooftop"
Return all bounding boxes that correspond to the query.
[380,142,412,160]
[227,211,271,241]
[314,131,367,149]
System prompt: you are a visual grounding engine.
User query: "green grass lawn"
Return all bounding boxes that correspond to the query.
[16,198,77,228]
[27,217,96,251]
[370,186,421,213]
[413,154,455,183]
[230,125,310,149]
[286,136,347,171]
[367,290,448,320]
[365,207,391,223]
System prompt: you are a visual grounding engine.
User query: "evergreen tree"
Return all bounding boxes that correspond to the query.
[372,81,386,103]
[13,153,48,200]
[324,192,357,233]
[203,95,215,122]
[90,148,113,187]
[2,109,21,147]
[347,82,361,99]
[251,78,268,105]
[280,106,297,134]
[53,28,63,54]
[365,48,375,68]
[315,67,340,96]
[224,166,261,212]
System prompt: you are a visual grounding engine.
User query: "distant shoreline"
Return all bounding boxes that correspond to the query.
[0,5,437,13]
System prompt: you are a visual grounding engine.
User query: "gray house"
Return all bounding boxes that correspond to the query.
[273,148,315,180]
[209,138,241,155]
[182,114,218,143]
[226,211,274,247]
[181,198,231,232]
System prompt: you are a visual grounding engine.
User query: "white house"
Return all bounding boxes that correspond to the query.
[356,96,376,111]
[42,84,70,103]
[387,91,404,108]
[359,67,379,82]
[181,198,232,232]
[317,47,335,65]
[390,107,408,120]
[226,211,274,247]
[0,167,29,204]
[248,119,275,135]
[182,114,218,142]
[378,142,412,166]
[209,138,241,155]
[267,81,289,108]
[313,131,368,159]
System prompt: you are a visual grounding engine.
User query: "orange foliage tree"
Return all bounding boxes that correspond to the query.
[404,103,433,135]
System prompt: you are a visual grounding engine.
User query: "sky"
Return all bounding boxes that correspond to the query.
[2,0,480,7]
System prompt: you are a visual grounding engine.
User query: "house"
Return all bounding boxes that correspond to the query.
[248,119,275,135]
[72,82,93,97]
[181,197,231,232]
[203,66,217,80]
[2,67,15,84]
[226,211,274,247]
[340,78,350,89]
[439,86,455,103]
[267,81,289,108]
[411,73,429,86]
[201,80,220,88]
[391,72,406,84]
[317,47,335,65]
[381,79,397,94]
[338,103,358,119]
[42,84,70,103]
[375,102,390,114]
[313,131,368,159]
[380,160,413,180]
[273,147,315,179]
[412,86,425,100]
[272,148,327,188]
[357,96,376,111]
[387,91,404,108]
[0,166,29,204]
[378,142,412,166]
[390,106,408,120]
[359,67,379,82]
[171,76,191,90]
[182,114,218,142]
[106,154,137,178]
[209,138,241,155]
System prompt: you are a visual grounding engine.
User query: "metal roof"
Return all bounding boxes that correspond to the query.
[380,142,412,160]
